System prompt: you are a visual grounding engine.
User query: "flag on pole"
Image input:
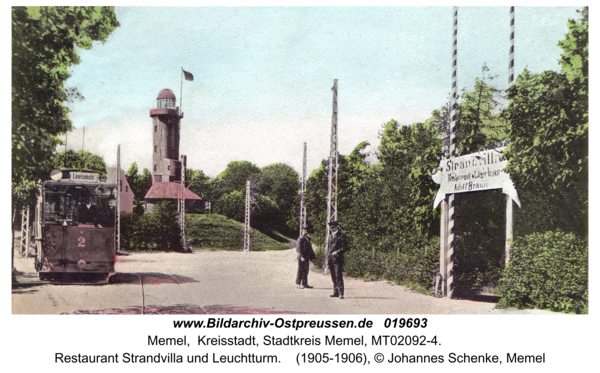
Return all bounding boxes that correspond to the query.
[183,69,194,81]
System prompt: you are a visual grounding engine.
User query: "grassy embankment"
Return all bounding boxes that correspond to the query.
[185,214,288,251]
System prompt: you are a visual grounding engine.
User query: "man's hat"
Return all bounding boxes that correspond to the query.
[328,220,340,226]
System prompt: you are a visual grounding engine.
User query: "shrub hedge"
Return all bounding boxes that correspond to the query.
[312,235,438,292]
[498,230,588,314]
[121,200,184,252]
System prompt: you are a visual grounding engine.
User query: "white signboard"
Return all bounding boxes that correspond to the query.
[431,146,520,208]
[69,171,99,183]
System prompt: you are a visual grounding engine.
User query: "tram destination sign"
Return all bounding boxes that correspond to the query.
[431,146,520,208]
[69,171,99,183]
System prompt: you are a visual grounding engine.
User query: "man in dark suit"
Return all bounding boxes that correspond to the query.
[78,194,100,226]
[296,229,315,289]
[327,221,347,299]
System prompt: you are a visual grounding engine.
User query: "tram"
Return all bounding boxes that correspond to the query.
[34,168,118,282]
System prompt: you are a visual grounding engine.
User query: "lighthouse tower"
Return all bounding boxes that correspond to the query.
[144,88,202,212]
[150,88,182,183]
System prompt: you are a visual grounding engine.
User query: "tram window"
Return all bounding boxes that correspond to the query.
[77,194,116,227]
[43,194,59,221]
[43,185,116,227]
[44,192,77,223]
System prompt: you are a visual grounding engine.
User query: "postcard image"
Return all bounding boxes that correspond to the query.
[10,5,592,370]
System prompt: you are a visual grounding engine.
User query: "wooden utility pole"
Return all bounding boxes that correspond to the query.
[299,142,307,237]
[323,79,338,274]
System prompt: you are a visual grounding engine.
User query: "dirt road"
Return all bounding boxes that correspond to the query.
[12,249,554,315]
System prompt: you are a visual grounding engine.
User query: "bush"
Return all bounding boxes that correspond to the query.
[343,237,438,292]
[216,191,244,221]
[120,200,184,252]
[312,245,324,269]
[498,230,588,313]
[312,235,438,292]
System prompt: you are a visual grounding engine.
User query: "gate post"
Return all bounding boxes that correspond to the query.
[439,199,448,297]
[446,194,458,298]
[505,195,514,263]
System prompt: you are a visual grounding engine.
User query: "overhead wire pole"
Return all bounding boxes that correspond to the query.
[20,206,30,257]
[505,6,515,263]
[299,142,307,237]
[116,145,121,253]
[243,180,251,251]
[179,68,193,251]
[323,79,338,274]
[180,154,187,250]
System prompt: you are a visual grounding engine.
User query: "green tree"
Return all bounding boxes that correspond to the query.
[52,149,107,175]
[151,200,184,252]
[305,160,329,246]
[185,168,210,199]
[12,6,119,210]
[457,79,508,153]
[425,103,451,156]
[503,9,587,238]
[252,195,280,232]
[259,163,299,234]
[216,161,261,195]
[497,9,588,310]
[305,153,354,247]
[125,163,152,214]
[558,7,588,83]
[504,69,587,237]
[210,161,261,220]
[360,120,441,247]
[216,191,245,221]
[314,123,443,288]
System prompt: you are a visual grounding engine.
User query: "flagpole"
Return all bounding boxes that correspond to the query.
[180,67,183,113]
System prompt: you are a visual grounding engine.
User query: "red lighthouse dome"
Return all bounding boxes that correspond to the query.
[156,89,176,109]
[157,88,176,100]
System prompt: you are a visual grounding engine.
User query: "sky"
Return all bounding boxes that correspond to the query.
[59,5,582,177]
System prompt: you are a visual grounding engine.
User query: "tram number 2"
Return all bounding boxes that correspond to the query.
[78,237,86,247]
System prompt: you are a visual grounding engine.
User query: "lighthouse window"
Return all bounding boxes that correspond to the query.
[155,126,157,132]
[154,146,157,152]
